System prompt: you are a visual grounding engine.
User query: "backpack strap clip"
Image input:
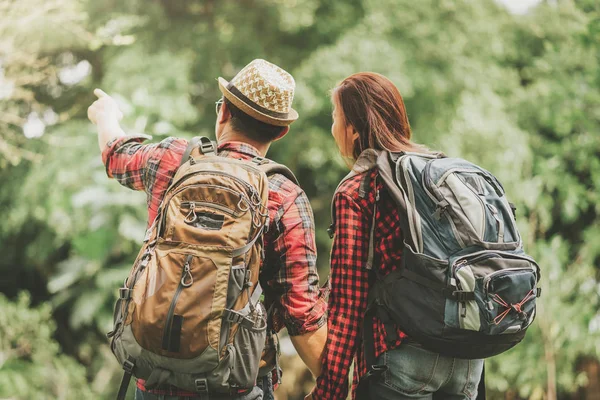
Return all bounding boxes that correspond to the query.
[452,291,476,302]
[251,156,269,165]
[119,287,133,300]
[223,309,255,329]
[122,358,135,374]
[327,224,335,239]
[199,136,216,155]
[194,378,208,393]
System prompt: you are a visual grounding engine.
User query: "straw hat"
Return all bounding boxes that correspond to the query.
[218,59,298,126]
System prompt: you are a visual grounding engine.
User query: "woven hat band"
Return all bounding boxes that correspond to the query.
[226,82,289,120]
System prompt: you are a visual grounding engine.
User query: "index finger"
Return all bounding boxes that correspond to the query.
[94,88,109,99]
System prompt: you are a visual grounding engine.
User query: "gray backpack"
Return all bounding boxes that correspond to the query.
[330,150,541,368]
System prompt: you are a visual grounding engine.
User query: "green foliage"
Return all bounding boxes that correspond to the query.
[0,293,93,399]
[1,0,599,398]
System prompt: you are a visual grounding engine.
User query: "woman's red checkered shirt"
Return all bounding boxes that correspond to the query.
[313,169,406,400]
[102,136,327,397]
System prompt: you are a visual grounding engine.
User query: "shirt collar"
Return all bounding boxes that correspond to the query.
[217,141,262,158]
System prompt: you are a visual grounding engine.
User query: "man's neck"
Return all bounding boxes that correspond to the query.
[217,127,270,157]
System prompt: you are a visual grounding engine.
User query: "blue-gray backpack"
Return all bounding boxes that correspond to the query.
[329,150,541,369]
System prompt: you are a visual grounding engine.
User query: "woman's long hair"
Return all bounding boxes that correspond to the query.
[333,72,428,160]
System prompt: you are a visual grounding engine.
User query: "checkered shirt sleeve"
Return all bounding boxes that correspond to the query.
[101,134,188,226]
[261,174,328,336]
[313,170,405,400]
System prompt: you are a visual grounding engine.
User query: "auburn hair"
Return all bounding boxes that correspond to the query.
[332,72,428,160]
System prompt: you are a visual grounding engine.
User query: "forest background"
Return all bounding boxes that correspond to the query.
[1,0,599,399]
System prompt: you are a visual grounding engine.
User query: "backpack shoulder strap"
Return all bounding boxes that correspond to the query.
[327,149,380,239]
[179,136,216,167]
[251,156,299,185]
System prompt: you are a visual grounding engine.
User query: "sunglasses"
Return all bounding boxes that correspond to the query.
[215,98,224,116]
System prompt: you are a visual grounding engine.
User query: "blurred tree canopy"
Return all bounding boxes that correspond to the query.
[0,0,598,399]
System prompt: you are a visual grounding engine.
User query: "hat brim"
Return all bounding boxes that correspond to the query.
[218,77,298,127]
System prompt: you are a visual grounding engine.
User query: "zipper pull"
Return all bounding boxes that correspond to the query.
[433,200,450,221]
[375,189,380,202]
[488,204,505,243]
[184,203,197,224]
[251,188,262,207]
[181,261,193,287]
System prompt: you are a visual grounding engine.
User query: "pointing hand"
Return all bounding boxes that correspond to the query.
[87,88,124,126]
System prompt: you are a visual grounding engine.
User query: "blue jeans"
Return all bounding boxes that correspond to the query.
[369,343,483,400]
[135,374,274,400]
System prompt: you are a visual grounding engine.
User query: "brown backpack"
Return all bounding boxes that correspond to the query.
[108,137,297,399]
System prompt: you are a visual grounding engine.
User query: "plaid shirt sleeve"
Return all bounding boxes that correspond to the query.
[262,177,328,336]
[101,134,188,225]
[313,189,370,400]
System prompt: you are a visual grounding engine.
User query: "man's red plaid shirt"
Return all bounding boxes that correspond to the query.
[313,169,406,400]
[102,135,327,397]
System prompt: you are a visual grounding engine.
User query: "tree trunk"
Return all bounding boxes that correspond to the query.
[576,358,600,400]
[544,338,557,400]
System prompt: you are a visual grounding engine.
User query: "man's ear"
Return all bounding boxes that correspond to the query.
[273,126,290,141]
[218,101,232,125]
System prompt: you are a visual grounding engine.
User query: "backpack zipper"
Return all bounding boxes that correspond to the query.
[162,255,194,351]
[169,163,262,197]
[181,201,237,217]
[158,179,258,237]
[483,268,535,294]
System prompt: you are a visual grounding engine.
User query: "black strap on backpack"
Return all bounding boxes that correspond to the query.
[116,356,135,400]
[355,175,391,399]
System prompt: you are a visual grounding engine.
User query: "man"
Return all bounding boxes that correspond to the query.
[88,59,327,399]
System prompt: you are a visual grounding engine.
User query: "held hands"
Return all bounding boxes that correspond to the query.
[87,88,123,127]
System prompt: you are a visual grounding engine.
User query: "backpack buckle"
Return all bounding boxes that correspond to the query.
[224,309,255,329]
[194,378,208,393]
[225,310,244,324]
[327,224,335,239]
[452,291,475,302]
[119,287,133,300]
[123,358,135,374]
[251,156,269,165]
[199,137,215,154]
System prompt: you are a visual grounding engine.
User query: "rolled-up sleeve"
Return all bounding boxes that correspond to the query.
[101,134,154,191]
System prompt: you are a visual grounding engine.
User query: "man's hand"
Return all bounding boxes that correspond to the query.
[88,88,126,151]
[87,88,123,126]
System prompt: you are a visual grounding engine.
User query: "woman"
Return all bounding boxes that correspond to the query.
[307,72,483,400]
